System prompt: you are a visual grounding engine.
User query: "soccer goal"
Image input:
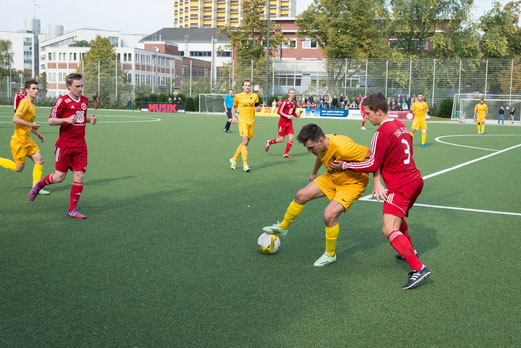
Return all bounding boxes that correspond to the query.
[452,93,521,122]
[199,93,228,113]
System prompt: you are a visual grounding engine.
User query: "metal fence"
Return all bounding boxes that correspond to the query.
[1,58,520,111]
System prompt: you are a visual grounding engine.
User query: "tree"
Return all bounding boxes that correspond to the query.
[38,72,48,99]
[70,40,90,47]
[388,0,476,57]
[219,0,285,94]
[0,39,13,77]
[479,1,521,58]
[78,35,128,103]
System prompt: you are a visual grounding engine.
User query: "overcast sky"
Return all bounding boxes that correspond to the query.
[0,0,510,35]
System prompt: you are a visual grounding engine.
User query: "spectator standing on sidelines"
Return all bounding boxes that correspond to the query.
[29,73,97,219]
[509,107,516,124]
[498,106,505,125]
[13,85,26,113]
[223,89,234,133]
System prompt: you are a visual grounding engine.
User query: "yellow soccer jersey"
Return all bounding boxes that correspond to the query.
[411,101,429,119]
[13,98,36,143]
[318,134,369,185]
[233,92,259,124]
[475,103,488,117]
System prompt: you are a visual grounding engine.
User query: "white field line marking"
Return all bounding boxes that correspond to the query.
[0,115,161,124]
[435,134,521,152]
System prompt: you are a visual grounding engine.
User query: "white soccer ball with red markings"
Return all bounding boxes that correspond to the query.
[257,232,281,255]
[406,113,413,120]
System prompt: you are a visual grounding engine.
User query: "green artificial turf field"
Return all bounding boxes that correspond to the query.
[1,105,520,346]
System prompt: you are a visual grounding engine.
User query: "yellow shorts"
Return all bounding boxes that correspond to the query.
[238,123,255,139]
[314,173,367,212]
[10,137,39,164]
[476,116,485,123]
[411,118,427,130]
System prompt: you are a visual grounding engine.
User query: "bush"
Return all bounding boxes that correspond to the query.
[436,98,453,118]
[185,97,195,111]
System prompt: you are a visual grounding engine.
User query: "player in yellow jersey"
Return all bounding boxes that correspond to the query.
[263,124,371,266]
[410,94,429,148]
[474,99,488,134]
[0,80,50,195]
[229,80,261,172]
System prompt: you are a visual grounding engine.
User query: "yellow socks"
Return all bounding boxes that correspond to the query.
[240,145,248,165]
[33,164,43,186]
[232,144,242,161]
[325,224,340,257]
[477,124,481,133]
[279,200,305,230]
[421,132,427,145]
[482,124,485,133]
[0,157,17,172]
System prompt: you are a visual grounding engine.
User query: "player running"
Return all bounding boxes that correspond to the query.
[229,80,261,172]
[265,88,301,159]
[0,80,50,195]
[330,92,430,290]
[263,124,370,267]
[410,94,429,147]
[360,99,367,130]
[474,99,488,134]
[28,73,96,219]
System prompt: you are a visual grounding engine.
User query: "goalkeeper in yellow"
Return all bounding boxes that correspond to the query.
[474,99,488,134]
[263,123,370,266]
[0,80,50,195]
[410,94,429,148]
[229,79,261,172]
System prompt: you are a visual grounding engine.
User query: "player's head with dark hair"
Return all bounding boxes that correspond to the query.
[297,124,328,155]
[242,79,251,86]
[362,92,388,114]
[25,79,38,89]
[66,73,83,87]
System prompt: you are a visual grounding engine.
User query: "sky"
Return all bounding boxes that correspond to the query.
[0,0,511,35]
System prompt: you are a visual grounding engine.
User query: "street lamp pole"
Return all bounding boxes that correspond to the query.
[154,46,159,93]
[265,0,270,106]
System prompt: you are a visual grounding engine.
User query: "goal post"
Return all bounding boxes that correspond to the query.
[199,93,228,113]
[452,94,521,122]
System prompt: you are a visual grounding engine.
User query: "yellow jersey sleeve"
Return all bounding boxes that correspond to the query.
[15,98,30,119]
[233,95,239,108]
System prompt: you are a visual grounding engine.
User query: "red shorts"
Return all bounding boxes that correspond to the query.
[278,118,294,136]
[55,147,88,173]
[383,177,423,218]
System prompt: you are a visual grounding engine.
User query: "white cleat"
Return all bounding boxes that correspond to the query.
[361,126,366,130]
[38,189,50,195]
[229,158,236,170]
[262,222,288,236]
[313,252,337,267]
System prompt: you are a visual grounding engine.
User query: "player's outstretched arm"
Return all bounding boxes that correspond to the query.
[308,157,322,181]
[13,115,40,130]
[371,169,387,202]
[231,106,237,124]
[31,129,45,142]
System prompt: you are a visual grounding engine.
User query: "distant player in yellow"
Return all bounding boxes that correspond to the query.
[410,94,429,148]
[229,79,261,172]
[263,123,370,266]
[0,80,50,195]
[474,99,488,134]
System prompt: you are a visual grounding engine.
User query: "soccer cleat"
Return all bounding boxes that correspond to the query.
[361,126,366,130]
[402,266,431,289]
[67,209,86,219]
[28,181,41,201]
[243,165,251,173]
[394,250,418,260]
[262,223,288,236]
[313,252,337,267]
[265,140,271,152]
[229,158,236,170]
[39,189,50,195]
[282,153,292,159]
[225,129,231,133]
[420,144,427,148]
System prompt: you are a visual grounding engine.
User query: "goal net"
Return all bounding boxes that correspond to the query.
[452,94,521,122]
[199,94,228,113]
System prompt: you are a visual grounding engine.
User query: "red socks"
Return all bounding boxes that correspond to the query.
[361,119,366,127]
[38,174,54,189]
[388,230,422,271]
[284,141,293,155]
[400,219,414,248]
[268,139,278,145]
[68,181,83,211]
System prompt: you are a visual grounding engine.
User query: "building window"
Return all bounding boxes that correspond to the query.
[190,51,212,57]
[282,39,297,49]
[109,36,119,47]
[217,51,231,57]
[302,39,318,49]
[48,52,52,61]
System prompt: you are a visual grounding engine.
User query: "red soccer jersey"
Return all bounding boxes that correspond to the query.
[277,99,297,120]
[49,94,89,148]
[344,118,421,190]
[14,92,26,110]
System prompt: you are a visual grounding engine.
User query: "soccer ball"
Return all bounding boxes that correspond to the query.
[257,232,281,255]
[406,113,413,120]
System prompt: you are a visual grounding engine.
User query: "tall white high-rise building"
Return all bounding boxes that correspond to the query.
[173,0,296,28]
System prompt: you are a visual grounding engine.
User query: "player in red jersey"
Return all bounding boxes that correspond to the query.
[13,86,26,113]
[360,101,367,130]
[330,92,430,290]
[265,88,301,159]
[28,73,97,219]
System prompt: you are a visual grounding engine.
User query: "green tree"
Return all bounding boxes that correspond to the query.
[388,0,476,57]
[0,39,13,76]
[70,40,91,47]
[219,0,285,94]
[78,35,127,103]
[479,1,521,58]
[38,71,48,99]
